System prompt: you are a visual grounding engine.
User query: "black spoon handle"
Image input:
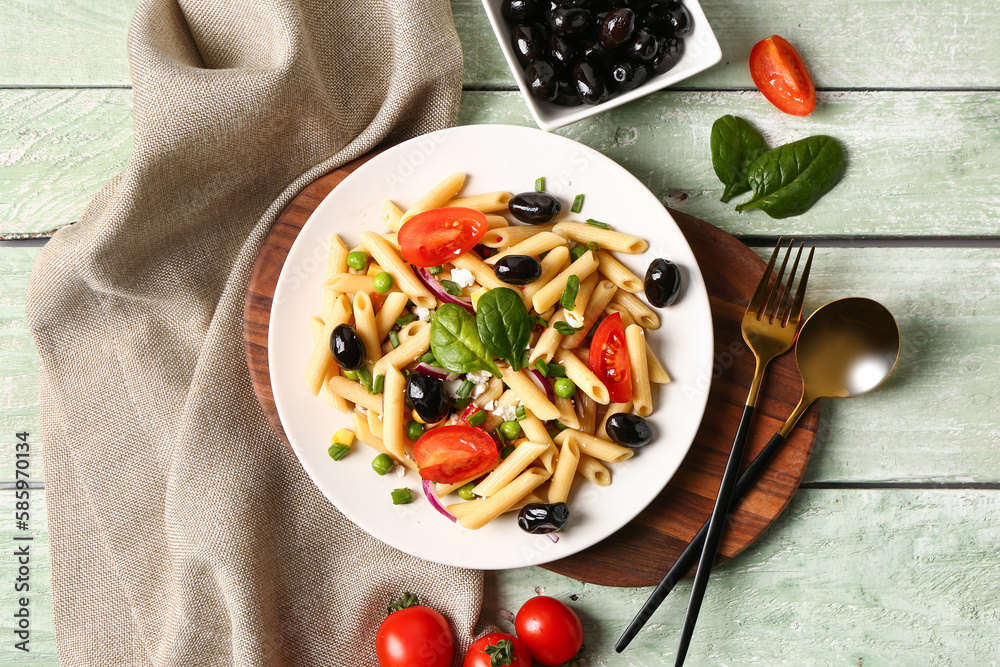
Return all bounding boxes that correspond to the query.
[614,427,787,653]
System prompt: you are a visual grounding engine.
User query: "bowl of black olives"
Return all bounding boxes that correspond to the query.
[482,0,721,130]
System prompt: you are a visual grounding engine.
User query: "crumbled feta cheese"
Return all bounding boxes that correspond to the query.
[466,370,493,384]
[450,268,475,289]
[444,379,466,399]
[565,310,585,329]
[494,404,519,422]
[395,465,406,478]
[483,400,496,411]
[414,306,432,322]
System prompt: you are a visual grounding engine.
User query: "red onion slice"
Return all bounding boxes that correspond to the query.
[526,368,555,404]
[545,532,560,543]
[415,267,475,314]
[422,478,457,524]
[415,362,461,382]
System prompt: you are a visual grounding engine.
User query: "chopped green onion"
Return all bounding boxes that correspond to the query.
[554,321,582,336]
[546,363,566,377]
[389,330,400,349]
[327,443,350,461]
[391,488,413,505]
[372,453,394,475]
[441,279,462,296]
[457,482,476,501]
[531,315,549,330]
[553,421,569,431]
[428,265,444,275]
[546,427,562,440]
[535,176,545,192]
[357,367,373,392]
[588,241,601,252]
[515,405,527,421]
[500,445,516,459]
[456,379,475,399]
[561,274,580,310]
[571,194,585,213]
[419,351,437,364]
[585,218,612,230]
[569,244,587,262]
[451,397,471,411]
[371,374,385,395]
[342,369,359,381]
[535,358,550,377]
[396,313,415,327]
[467,409,487,427]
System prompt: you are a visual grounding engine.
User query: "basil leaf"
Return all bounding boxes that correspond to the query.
[430,304,502,378]
[476,287,531,371]
[711,115,768,203]
[736,135,846,219]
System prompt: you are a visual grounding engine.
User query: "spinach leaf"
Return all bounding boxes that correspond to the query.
[736,135,845,219]
[476,287,531,371]
[711,115,769,203]
[430,304,502,378]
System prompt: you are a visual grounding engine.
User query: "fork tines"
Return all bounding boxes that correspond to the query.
[753,239,815,327]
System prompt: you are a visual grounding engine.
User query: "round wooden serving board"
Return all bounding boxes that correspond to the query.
[243,154,820,588]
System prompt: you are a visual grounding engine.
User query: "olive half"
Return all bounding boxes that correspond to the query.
[405,373,450,424]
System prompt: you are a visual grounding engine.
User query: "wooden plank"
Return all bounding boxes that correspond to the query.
[4,244,1000,484]
[4,88,1000,237]
[2,0,999,89]
[490,488,1000,665]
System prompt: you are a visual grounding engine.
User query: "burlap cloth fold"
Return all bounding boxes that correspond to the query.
[26,0,486,664]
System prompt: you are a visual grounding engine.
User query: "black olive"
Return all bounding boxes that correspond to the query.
[512,23,547,66]
[644,258,681,307]
[598,8,635,49]
[548,33,577,69]
[329,324,366,371]
[553,76,584,106]
[502,0,538,22]
[549,7,592,34]
[640,2,673,36]
[665,2,692,37]
[406,373,450,424]
[571,60,610,105]
[610,59,650,91]
[517,502,570,534]
[606,413,653,447]
[627,29,658,61]
[509,192,563,223]
[494,255,543,285]
[650,36,683,74]
[525,60,560,101]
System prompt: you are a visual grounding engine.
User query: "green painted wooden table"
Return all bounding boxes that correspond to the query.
[2,1,999,664]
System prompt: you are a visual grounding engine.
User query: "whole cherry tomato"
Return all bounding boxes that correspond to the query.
[398,207,489,267]
[515,596,584,666]
[463,632,532,667]
[414,425,499,483]
[376,593,454,667]
[589,312,632,403]
[749,35,817,116]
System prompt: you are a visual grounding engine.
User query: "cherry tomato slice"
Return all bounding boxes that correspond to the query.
[398,207,488,267]
[463,632,532,667]
[589,312,632,403]
[414,425,498,483]
[749,35,816,117]
[515,596,584,666]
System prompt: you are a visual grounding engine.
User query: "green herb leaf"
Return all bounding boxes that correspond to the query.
[711,115,769,203]
[735,135,846,219]
[441,279,463,296]
[475,287,531,372]
[560,274,580,311]
[554,321,582,336]
[430,303,502,378]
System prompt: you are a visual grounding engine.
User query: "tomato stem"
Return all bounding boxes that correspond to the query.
[484,639,515,666]
[386,591,420,614]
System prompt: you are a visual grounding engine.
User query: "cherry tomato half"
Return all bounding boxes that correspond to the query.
[398,207,489,267]
[515,596,584,666]
[463,632,532,667]
[376,599,453,667]
[589,312,632,403]
[749,35,816,117]
[414,425,499,484]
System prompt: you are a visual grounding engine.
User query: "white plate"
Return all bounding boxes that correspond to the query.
[269,124,713,570]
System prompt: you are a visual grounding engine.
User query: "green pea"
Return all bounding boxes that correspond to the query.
[553,377,577,399]
[499,420,522,441]
[371,453,394,476]
[570,244,588,262]
[406,420,424,441]
[373,272,394,293]
[457,482,476,501]
[346,251,369,271]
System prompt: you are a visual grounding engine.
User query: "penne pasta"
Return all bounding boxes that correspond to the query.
[596,401,632,440]
[374,292,409,341]
[522,246,570,310]
[311,315,350,413]
[473,439,549,497]
[554,348,610,404]
[501,368,561,421]
[529,311,565,365]
[323,235,350,320]
[532,251,599,314]
[519,413,559,473]
[446,492,546,520]
[382,201,404,231]
[401,173,466,221]
[611,290,660,329]
[475,377,504,409]
[327,376,383,414]
[373,322,431,378]
[606,306,671,383]
[445,191,513,213]
[485,214,509,229]
[555,429,634,464]
[353,293,382,370]
[553,221,649,254]
[381,365,408,462]
[578,392,597,435]
[322,274,379,295]
[561,279,617,349]
[485,231,569,265]
[352,412,417,470]
[482,223,558,248]
[304,295,352,396]
[453,467,551,530]
[555,396,581,430]
[577,454,611,486]
[367,408,384,439]
[625,324,652,416]
[596,250,643,293]
[450,252,508,290]
[570,272,599,319]
[548,438,580,503]
[361,232,435,309]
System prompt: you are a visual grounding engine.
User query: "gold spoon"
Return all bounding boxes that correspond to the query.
[616,296,901,653]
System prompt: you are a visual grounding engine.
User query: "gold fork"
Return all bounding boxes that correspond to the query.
[672,239,814,667]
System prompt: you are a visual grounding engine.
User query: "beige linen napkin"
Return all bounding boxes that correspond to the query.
[26,0,484,664]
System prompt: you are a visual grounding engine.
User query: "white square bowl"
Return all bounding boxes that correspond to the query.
[480,0,723,131]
